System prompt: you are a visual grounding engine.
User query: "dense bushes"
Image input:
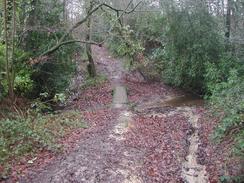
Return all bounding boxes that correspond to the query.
[28,31,78,98]
[152,9,243,155]
[0,44,33,98]
[152,9,223,93]
[134,13,166,55]
[107,25,144,65]
[209,70,244,156]
[0,0,79,100]
[0,37,77,100]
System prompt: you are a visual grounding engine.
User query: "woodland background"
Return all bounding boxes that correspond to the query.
[0,0,243,181]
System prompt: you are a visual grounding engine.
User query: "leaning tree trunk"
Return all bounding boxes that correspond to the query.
[86,1,96,78]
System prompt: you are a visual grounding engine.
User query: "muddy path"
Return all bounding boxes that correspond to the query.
[18,46,209,183]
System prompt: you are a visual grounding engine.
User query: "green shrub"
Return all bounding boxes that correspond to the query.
[153,9,223,93]
[0,44,7,98]
[14,71,33,96]
[108,25,144,65]
[19,0,80,99]
[134,13,166,55]
[220,175,244,183]
[204,54,240,95]
[0,43,34,97]
[210,70,244,156]
[26,31,78,98]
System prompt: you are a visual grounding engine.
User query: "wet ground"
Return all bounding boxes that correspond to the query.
[11,46,236,183]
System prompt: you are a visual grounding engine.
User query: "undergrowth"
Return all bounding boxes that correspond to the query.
[81,74,107,89]
[209,70,244,157]
[0,110,86,178]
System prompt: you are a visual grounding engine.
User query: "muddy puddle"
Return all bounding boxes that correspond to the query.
[134,94,204,115]
[162,94,204,107]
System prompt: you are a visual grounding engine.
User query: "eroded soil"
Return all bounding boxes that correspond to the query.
[5,46,242,183]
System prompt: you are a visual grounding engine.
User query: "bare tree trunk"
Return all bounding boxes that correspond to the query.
[9,0,16,100]
[3,0,9,92]
[86,1,96,78]
[63,0,67,22]
[225,0,231,39]
[3,0,15,100]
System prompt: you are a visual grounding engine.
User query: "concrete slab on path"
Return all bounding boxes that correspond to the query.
[113,85,128,108]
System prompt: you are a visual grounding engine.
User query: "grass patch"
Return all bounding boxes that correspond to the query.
[81,74,107,89]
[0,110,86,177]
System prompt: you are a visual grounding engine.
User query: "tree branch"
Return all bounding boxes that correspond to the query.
[102,1,142,14]
[39,3,104,57]
[41,40,103,56]
[39,0,142,57]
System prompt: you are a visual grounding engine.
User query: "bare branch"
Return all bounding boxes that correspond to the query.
[39,1,142,57]
[102,0,142,14]
[41,40,103,56]
[53,3,105,47]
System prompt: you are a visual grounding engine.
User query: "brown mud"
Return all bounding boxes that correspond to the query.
[6,46,239,183]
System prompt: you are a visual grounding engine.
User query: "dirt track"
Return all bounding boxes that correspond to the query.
[18,46,210,183]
